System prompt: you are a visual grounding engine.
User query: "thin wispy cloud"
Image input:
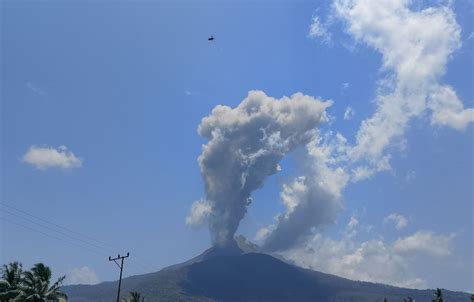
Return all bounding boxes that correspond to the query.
[308,15,331,44]
[343,106,354,120]
[384,213,408,230]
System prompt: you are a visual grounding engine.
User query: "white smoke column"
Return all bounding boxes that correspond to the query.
[261,133,349,251]
[188,90,331,247]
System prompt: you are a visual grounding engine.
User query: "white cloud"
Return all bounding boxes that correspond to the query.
[393,230,454,258]
[66,266,99,285]
[22,145,82,170]
[186,199,212,226]
[384,213,408,230]
[331,0,473,180]
[350,156,391,181]
[343,106,355,120]
[308,15,331,43]
[280,219,454,288]
[281,235,423,288]
[428,85,474,130]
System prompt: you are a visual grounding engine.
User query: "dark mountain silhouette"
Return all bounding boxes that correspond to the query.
[63,240,471,301]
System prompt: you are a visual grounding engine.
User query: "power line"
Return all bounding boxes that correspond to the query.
[1,202,160,273]
[3,208,114,254]
[1,202,117,250]
[0,216,108,258]
[1,203,159,275]
[0,216,144,277]
[1,202,160,272]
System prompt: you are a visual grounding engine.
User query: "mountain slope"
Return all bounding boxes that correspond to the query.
[63,249,471,302]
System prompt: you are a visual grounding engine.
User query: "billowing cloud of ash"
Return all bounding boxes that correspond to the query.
[187,0,473,261]
[260,134,349,251]
[187,90,332,247]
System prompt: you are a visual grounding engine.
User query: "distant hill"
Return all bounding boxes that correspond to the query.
[63,242,471,301]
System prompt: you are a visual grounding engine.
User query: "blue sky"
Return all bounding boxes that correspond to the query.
[1,0,473,292]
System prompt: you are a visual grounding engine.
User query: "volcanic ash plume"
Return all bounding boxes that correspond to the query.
[188,90,331,247]
[260,136,349,251]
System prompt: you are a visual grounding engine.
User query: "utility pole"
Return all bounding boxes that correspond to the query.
[109,252,129,302]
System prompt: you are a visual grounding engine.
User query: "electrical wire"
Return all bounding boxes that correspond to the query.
[1,202,161,276]
[0,215,145,277]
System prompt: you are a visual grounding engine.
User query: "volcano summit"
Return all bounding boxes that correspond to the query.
[62,238,470,302]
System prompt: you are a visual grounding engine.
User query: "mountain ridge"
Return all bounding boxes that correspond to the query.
[63,245,471,302]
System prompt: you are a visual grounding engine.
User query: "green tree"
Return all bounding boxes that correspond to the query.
[16,263,67,302]
[126,291,144,302]
[0,262,23,302]
[432,288,443,302]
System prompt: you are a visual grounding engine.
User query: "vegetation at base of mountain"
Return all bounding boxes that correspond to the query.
[0,262,67,302]
[122,291,144,302]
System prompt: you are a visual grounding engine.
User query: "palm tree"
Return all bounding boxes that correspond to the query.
[0,262,23,302]
[127,291,144,302]
[432,288,443,302]
[16,263,67,302]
